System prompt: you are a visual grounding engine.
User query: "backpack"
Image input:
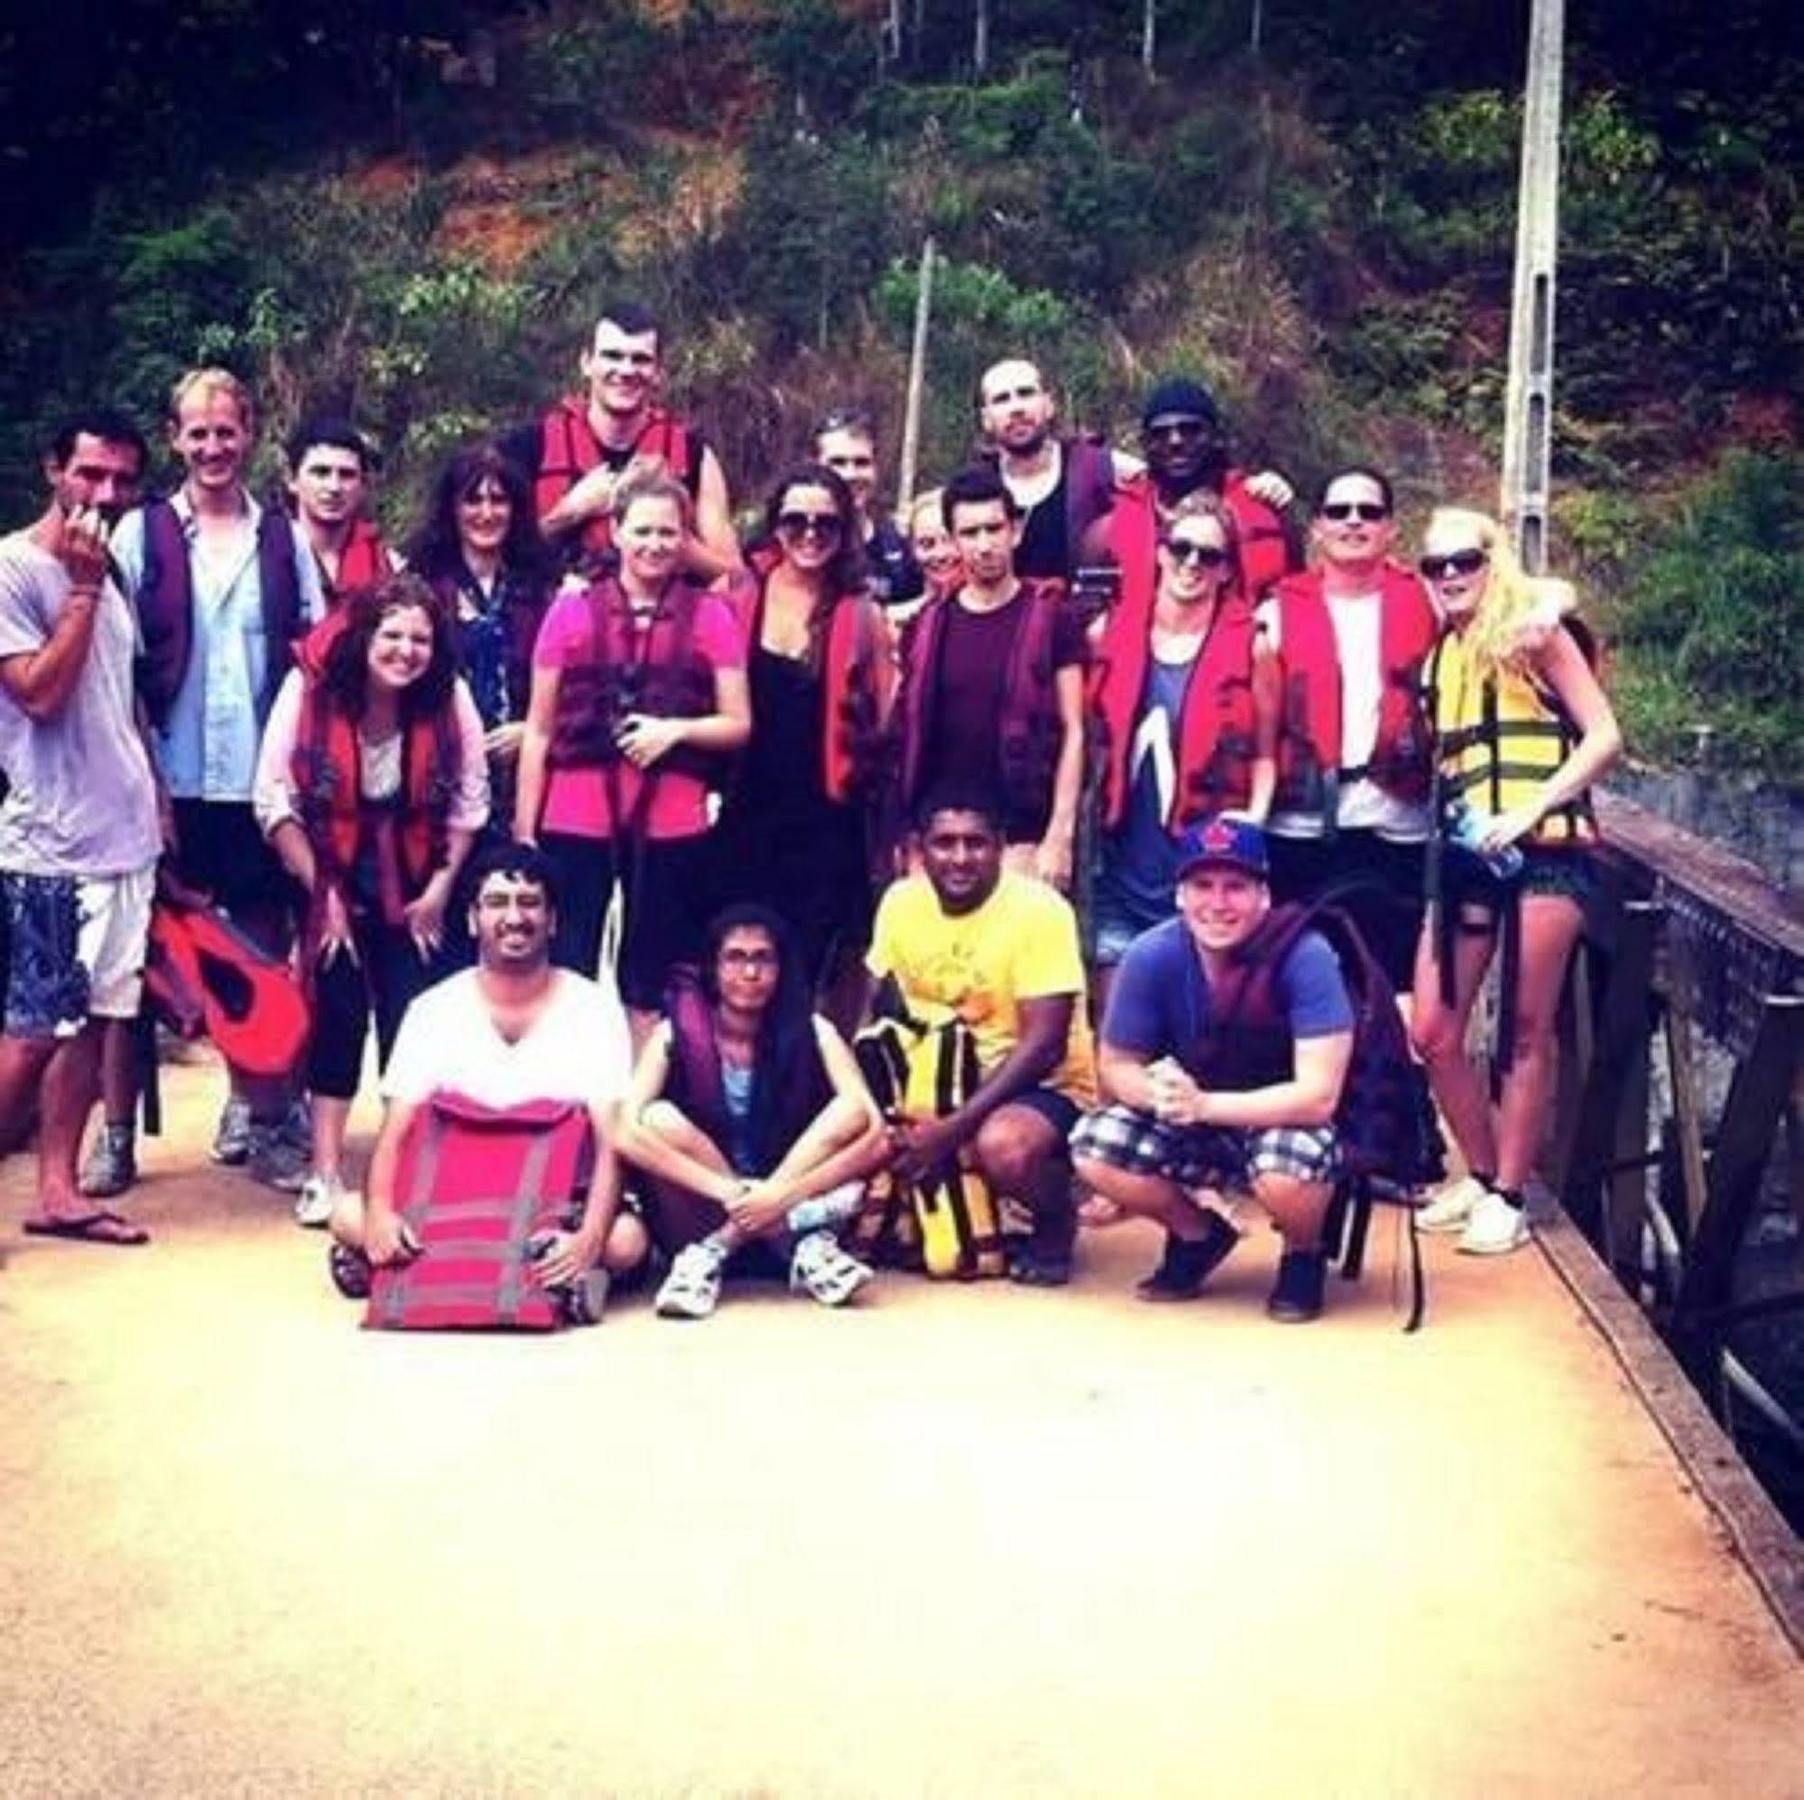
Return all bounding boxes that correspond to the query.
[850,998,1008,1281]
[1214,891,1444,1329]
[365,1093,593,1331]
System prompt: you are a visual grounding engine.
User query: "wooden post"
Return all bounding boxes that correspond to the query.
[1500,0,1564,573]
[1141,0,1155,72]
[974,0,990,77]
[896,237,936,515]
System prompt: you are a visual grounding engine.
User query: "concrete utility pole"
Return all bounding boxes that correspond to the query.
[897,237,936,513]
[1500,0,1564,574]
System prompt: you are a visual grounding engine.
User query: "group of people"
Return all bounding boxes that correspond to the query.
[0,297,1623,1327]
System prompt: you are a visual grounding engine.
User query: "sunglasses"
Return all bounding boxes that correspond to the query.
[1419,549,1489,581]
[1165,538,1230,568]
[1320,501,1390,523]
[777,511,843,541]
[1145,418,1210,442]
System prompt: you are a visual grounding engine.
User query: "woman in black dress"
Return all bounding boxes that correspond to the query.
[715,463,894,1024]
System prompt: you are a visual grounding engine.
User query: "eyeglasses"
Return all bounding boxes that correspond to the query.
[1164,538,1229,568]
[1320,501,1390,523]
[718,947,778,969]
[777,511,843,542]
[1419,549,1488,581]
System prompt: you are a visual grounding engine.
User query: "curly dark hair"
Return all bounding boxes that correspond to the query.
[405,442,552,589]
[320,572,460,723]
[761,461,869,602]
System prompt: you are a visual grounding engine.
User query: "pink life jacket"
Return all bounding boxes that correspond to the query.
[365,1093,595,1331]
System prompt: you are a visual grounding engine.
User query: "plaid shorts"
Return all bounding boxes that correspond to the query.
[1071,1103,1338,1190]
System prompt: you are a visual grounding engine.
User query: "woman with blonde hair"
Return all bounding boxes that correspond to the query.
[1409,508,1621,1254]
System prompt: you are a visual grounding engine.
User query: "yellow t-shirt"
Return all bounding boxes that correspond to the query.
[866,873,1098,1105]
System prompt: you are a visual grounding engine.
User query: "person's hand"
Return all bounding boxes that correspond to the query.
[317,885,359,970]
[155,789,178,855]
[365,1206,420,1268]
[1244,469,1295,510]
[1033,829,1074,891]
[1077,1191,1125,1228]
[47,502,113,590]
[559,464,619,525]
[615,714,685,769]
[893,1114,968,1185]
[484,721,525,762]
[724,1180,790,1238]
[402,872,453,960]
[1478,803,1544,853]
[1149,1057,1206,1127]
[530,1227,598,1289]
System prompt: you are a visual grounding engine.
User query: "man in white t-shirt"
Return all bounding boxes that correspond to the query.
[1251,466,1439,987]
[327,842,648,1296]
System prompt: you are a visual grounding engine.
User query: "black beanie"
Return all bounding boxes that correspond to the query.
[1140,377,1222,428]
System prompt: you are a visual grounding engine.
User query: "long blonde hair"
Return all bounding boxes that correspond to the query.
[1427,507,1576,680]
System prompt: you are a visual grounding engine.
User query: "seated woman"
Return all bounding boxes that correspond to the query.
[713,462,894,1018]
[405,443,557,827]
[514,470,750,1048]
[1409,508,1621,1255]
[255,573,489,1227]
[617,904,888,1319]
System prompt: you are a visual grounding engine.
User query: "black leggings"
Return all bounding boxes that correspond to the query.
[307,914,434,1100]
[541,829,716,1010]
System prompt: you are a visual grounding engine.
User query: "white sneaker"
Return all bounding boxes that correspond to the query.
[789,1231,874,1307]
[655,1241,726,1320]
[1458,1188,1530,1255]
[294,1171,347,1230]
[1417,1173,1489,1234]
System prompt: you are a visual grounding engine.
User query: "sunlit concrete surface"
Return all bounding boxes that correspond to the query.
[3,1053,1800,1797]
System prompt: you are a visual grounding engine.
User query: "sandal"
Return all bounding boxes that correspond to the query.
[22,1209,149,1247]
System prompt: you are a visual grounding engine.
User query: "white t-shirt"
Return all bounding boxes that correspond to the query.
[1258,590,1429,843]
[381,968,631,1110]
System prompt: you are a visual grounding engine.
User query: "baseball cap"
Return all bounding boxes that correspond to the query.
[1174,816,1269,882]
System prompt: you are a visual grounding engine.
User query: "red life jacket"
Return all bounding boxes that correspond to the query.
[1063,436,1116,559]
[1221,469,1293,598]
[290,624,460,925]
[136,496,305,728]
[663,968,831,1179]
[533,398,697,557]
[318,517,394,608]
[896,577,1067,820]
[741,548,893,805]
[1091,482,1258,831]
[546,577,722,785]
[366,1093,594,1332]
[1268,563,1438,824]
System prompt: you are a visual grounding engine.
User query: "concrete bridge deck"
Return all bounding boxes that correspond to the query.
[3,1056,1800,1797]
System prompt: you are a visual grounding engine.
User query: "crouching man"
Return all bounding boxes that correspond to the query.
[1071,816,1352,1323]
[329,841,648,1310]
[866,784,1097,1285]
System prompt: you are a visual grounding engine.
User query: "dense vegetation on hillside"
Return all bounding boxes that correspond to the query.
[2,0,1798,772]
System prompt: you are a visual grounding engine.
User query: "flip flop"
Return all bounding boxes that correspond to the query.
[22,1209,150,1247]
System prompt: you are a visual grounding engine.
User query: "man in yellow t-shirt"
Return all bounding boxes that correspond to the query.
[866,785,1096,1284]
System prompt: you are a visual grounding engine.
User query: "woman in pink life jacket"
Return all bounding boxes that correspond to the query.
[617,904,889,1321]
[513,470,751,1048]
[254,574,489,1231]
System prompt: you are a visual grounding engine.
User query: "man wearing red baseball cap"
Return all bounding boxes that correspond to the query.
[1071,815,1354,1321]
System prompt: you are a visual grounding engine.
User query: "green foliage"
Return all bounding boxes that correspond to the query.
[1608,453,1804,776]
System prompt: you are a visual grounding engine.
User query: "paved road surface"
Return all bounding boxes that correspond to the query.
[3,1056,1799,1796]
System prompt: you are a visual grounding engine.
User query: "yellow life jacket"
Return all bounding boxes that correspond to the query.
[1428,626,1597,845]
